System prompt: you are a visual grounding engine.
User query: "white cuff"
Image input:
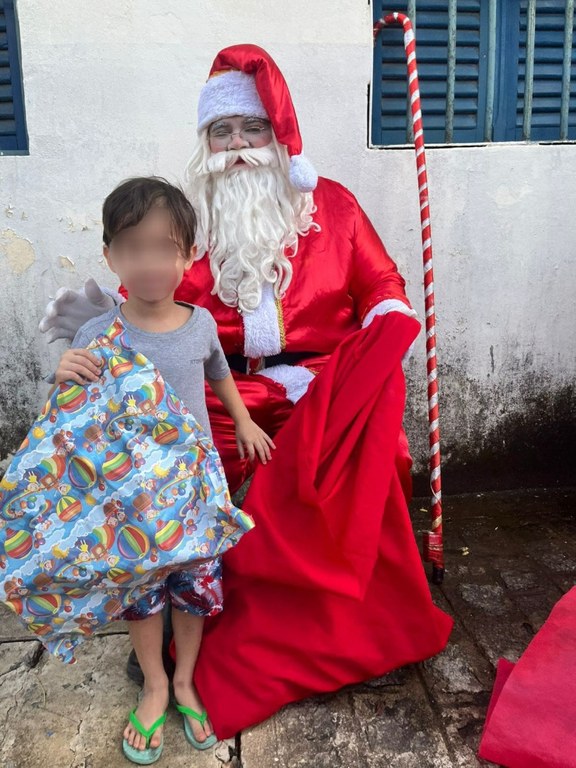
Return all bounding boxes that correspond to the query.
[103,287,125,306]
[362,299,419,365]
[256,364,315,404]
[362,298,418,328]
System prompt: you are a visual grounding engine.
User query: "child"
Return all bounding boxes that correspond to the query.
[51,177,275,764]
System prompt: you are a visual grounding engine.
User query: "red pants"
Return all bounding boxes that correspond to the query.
[206,371,295,493]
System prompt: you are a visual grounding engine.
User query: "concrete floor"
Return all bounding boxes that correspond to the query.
[1,486,574,768]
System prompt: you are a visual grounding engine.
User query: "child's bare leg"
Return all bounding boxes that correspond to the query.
[171,608,214,742]
[124,612,170,751]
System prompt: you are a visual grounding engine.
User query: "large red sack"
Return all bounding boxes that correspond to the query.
[182,313,453,737]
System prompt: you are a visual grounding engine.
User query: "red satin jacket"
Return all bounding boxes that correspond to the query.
[121,177,411,360]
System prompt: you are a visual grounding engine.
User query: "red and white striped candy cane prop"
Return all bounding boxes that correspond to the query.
[374,12,444,584]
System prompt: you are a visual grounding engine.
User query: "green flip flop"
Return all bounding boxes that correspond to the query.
[175,703,217,750]
[122,708,167,765]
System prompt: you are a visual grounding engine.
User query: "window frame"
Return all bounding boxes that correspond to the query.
[370,0,576,149]
[0,0,28,155]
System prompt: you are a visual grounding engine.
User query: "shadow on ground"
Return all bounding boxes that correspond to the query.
[1,487,574,767]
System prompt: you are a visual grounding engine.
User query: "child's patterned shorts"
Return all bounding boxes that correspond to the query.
[122,558,223,620]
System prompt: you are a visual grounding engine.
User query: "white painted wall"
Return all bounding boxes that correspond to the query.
[1,0,575,487]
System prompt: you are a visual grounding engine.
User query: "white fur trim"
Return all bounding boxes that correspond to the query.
[362,298,418,328]
[289,153,318,192]
[242,282,282,357]
[362,299,419,364]
[257,364,315,404]
[198,71,268,132]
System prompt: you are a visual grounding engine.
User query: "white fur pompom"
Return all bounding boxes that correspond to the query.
[289,153,318,192]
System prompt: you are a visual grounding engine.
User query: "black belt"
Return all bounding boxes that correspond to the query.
[226,350,318,374]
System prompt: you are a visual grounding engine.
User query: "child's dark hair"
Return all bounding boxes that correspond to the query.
[102,177,197,254]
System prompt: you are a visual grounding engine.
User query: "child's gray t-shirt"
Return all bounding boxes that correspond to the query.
[71,304,230,437]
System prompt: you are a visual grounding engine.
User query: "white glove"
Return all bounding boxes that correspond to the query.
[38,278,122,343]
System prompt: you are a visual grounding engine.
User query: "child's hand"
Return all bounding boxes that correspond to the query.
[235,418,276,464]
[55,349,102,386]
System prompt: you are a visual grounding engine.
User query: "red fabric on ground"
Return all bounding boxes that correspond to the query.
[483,659,515,728]
[180,313,453,737]
[479,587,576,767]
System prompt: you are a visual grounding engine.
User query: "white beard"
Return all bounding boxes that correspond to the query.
[185,135,319,313]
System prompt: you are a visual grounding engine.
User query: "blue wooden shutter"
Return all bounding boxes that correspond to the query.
[517,0,576,141]
[372,0,488,145]
[0,0,28,153]
[373,0,575,145]
[492,0,576,142]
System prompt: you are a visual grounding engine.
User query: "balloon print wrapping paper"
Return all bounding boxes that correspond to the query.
[0,318,254,662]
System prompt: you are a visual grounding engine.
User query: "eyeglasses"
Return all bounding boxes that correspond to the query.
[208,119,272,147]
[109,237,184,265]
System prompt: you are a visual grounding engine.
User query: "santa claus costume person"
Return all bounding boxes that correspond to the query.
[40,44,453,738]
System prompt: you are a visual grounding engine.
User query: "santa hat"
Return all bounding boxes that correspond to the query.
[197,44,318,193]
